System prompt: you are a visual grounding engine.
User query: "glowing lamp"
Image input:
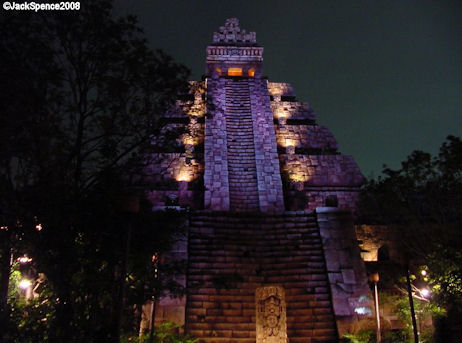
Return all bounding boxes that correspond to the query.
[275,110,288,119]
[19,279,32,290]
[285,139,296,147]
[35,224,43,231]
[354,307,372,315]
[176,170,192,182]
[289,172,307,183]
[183,136,199,146]
[369,273,380,283]
[18,256,33,264]
[420,289,430,298]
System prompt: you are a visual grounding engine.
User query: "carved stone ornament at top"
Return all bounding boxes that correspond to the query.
[256,286,287,343]
[213,18,257,44]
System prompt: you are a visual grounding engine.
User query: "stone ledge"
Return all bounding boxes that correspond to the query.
[316,207,351,214]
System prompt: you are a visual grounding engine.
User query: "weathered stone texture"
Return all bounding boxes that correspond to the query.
[185,211,338,343]
[276,125,338,150]
[155,235,188,326]
[224,79,260,212]
[146,153,204,208]
[316,208,372,337]
[204,77,285,213]
[256,286,287,343]
[280,154,364,186]
[204,78,230,211]
[249,79,285,213]
[151,19,371,341]
[267,82,295,97]
[213,18,256,44]
[271,101,316,121]
[355,225,403,263]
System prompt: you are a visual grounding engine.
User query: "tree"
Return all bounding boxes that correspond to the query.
[358,135,462,341]
[0,1,190,342]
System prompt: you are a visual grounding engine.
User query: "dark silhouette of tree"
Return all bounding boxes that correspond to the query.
[0,1,189,342]
[358,135,462,342]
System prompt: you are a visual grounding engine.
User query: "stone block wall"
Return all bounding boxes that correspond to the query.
[280,155,364,186]
[271,101,316,121]
[249,79,285,213]
[355,225,403,263]
[154,235,189,326]
[268,81,364,212]
[147,81,206,209]
[267,82,296,97]
[203,77,285,213]
[284,188,361,212]
[185,211,338,343]
[316,207,372,337]
[204,78,230,211]
[146,153,204,209]
[276,125,338,150]
[148,76,365,213]
[279,154,364,211]
[224,78,260,211]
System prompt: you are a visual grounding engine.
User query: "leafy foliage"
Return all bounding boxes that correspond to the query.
[425,248,462,308]
[358,135,462,341]
[0,1,190,342]
[393,294,444,343]
[358,135,462,282]
[121,322,197,343]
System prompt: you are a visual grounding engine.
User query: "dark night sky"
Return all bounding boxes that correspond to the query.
[116,0,462,177]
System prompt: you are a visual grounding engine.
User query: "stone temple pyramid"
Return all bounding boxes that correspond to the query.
[148,18,371,343]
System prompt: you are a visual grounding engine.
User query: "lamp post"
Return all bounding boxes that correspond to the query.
[369,272,381,343]
[115,193,140,343]
[406,268,419,343]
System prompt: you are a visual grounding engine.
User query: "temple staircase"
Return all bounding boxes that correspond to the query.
[224,79,259,212]
[186,211,338,343]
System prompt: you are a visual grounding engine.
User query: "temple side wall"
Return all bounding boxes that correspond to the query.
[154,235,188,326]
[316,207,372,337]
[276,125,338,150]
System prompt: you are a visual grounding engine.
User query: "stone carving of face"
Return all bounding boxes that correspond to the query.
[266,314,278,328]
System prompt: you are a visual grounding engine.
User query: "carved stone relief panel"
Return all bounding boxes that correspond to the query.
[256,285,288,343]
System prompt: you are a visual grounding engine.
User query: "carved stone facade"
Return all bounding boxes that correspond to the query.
[256,286,287,343]
[149,18,372,342]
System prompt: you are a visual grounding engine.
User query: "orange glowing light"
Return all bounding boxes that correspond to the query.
[285,139,296,147]
[289,173,307,182]
[215,67,222,76]
[176,166,194,182]
[176,172,192,182]
[248,68,255,77]
[275,110,288,119]
[182,135,199,146]
[228,68,243,77]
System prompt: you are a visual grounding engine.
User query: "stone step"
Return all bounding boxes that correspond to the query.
[224,80,259,212]
[186,212,337,342]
